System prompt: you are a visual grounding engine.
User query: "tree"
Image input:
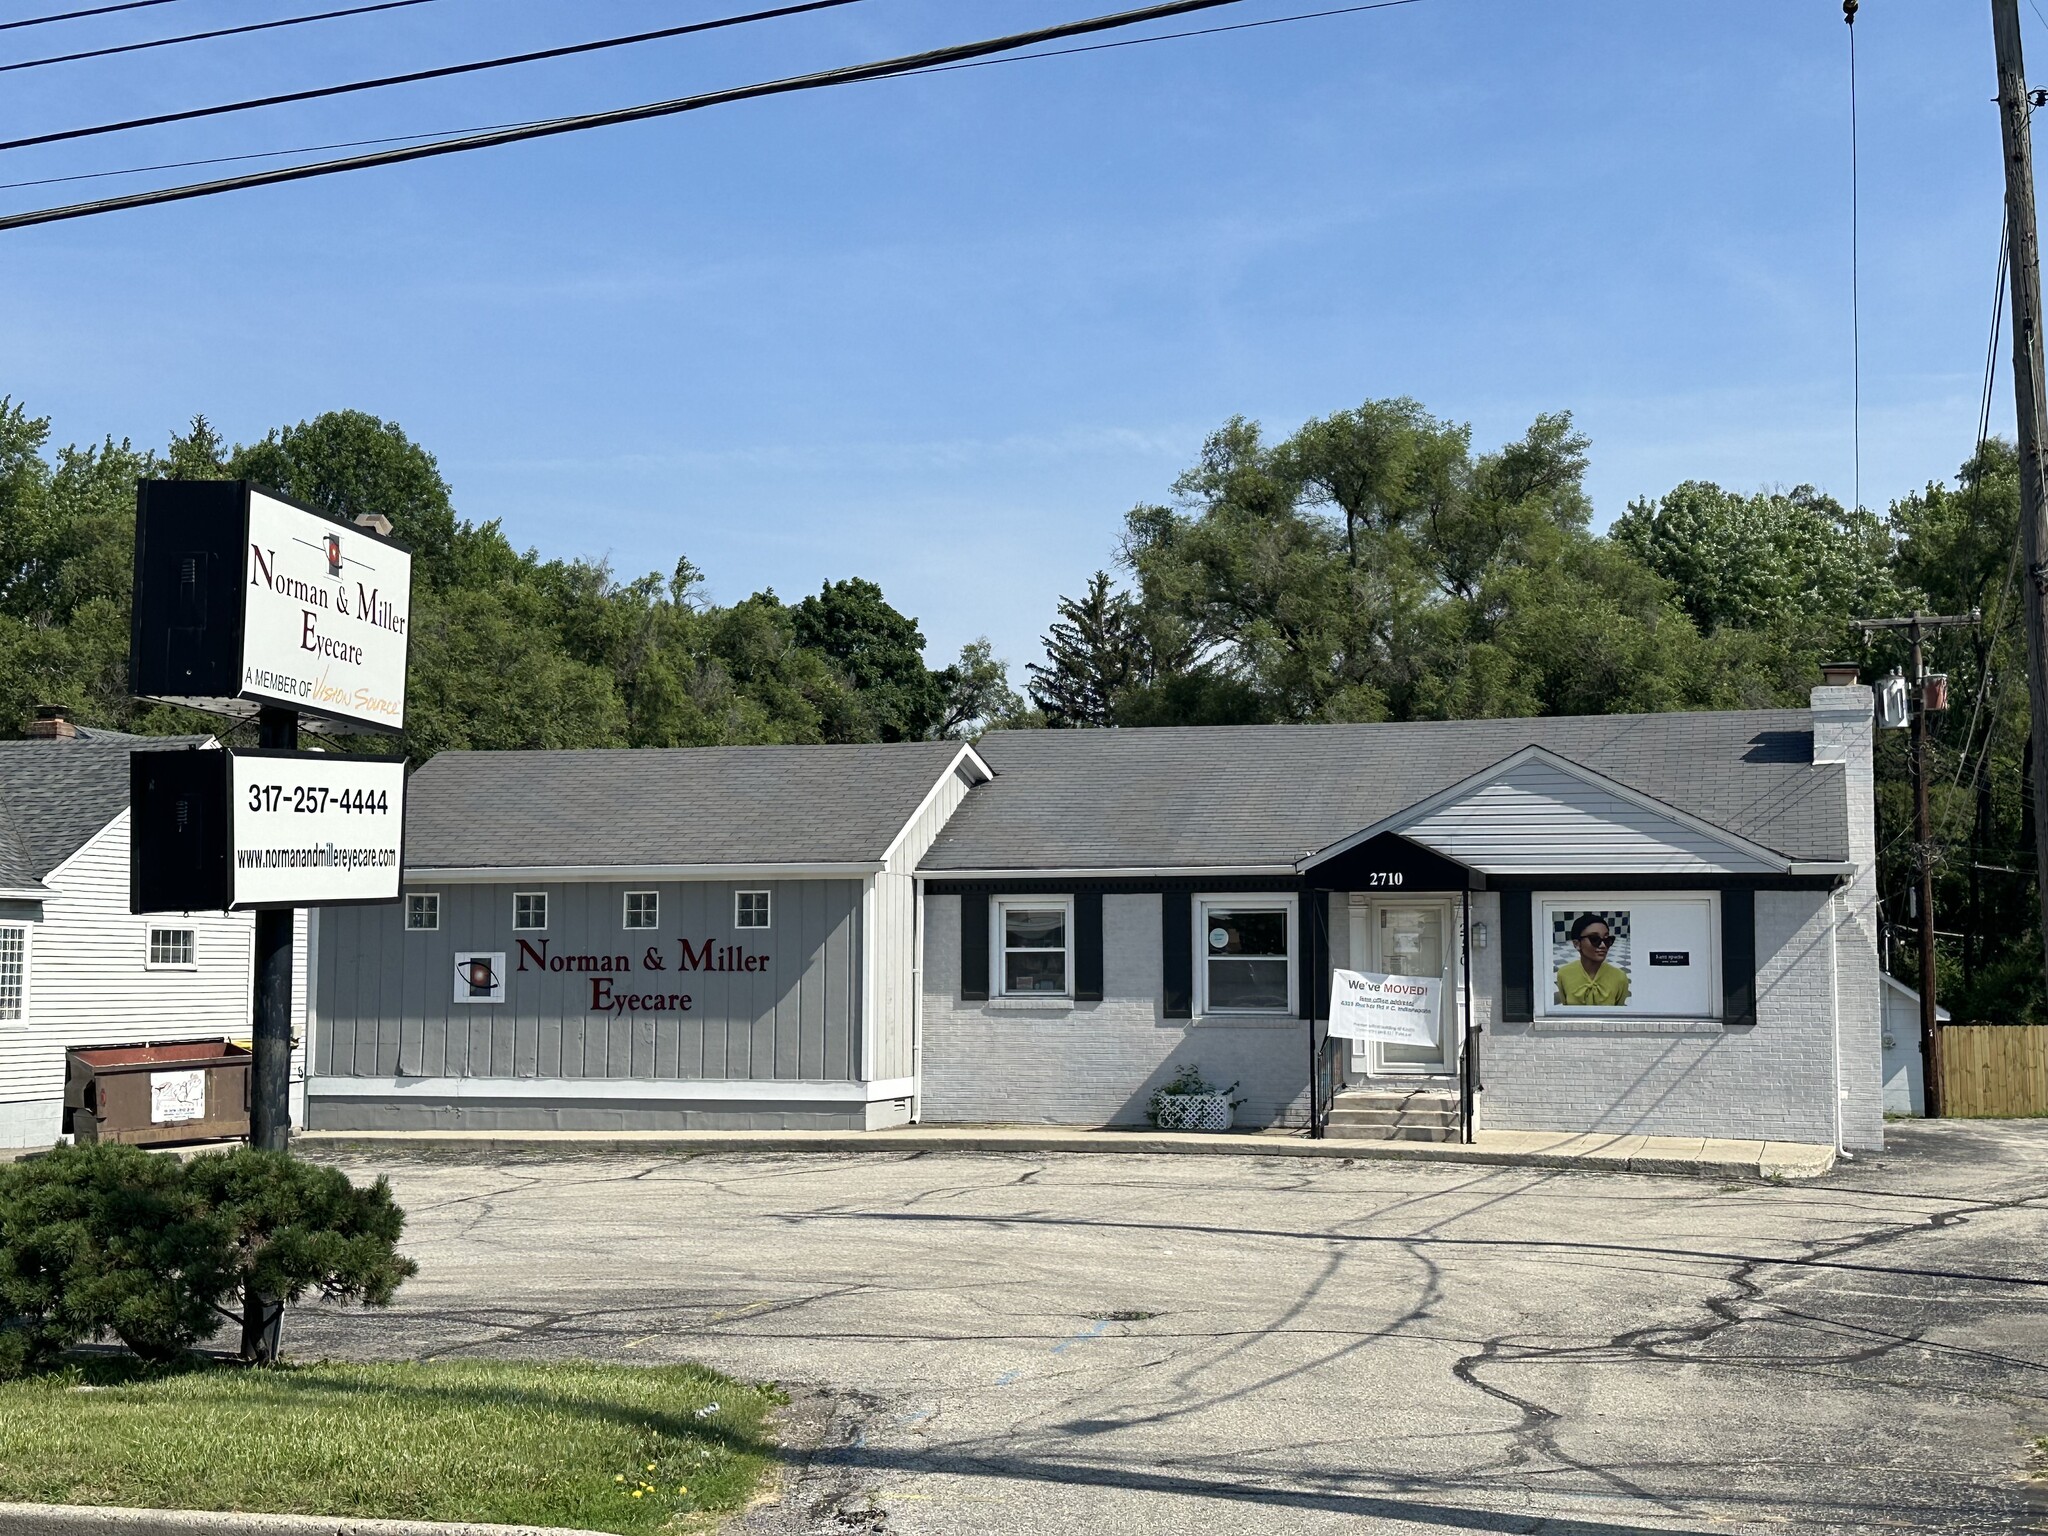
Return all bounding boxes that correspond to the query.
[1028,573,1151,727]
[790,578,948,741]
[937,639,1028,737]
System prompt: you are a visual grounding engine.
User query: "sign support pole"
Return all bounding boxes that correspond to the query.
[250,705,297,1154]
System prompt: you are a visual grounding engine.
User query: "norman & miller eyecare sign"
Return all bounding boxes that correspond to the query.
[131,480,412,733]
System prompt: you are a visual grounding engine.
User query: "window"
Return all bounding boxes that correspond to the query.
[624,891,659,929]
[514,892,548,931]
[995,896,1071,997]
[1198,896,1296,1014]
[0,926,21,1021]
[405,892,440,931]
[147,928,196,968]
[735,890,771,929]
[1536,892,1719,1019]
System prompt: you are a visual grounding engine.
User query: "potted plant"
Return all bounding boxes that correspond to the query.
[1147,1064,1246,1132]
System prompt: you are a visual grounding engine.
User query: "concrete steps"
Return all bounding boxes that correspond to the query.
[1326,1085,1462,1143]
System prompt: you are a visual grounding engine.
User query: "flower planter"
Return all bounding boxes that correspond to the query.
[1151,1092,1235,1133]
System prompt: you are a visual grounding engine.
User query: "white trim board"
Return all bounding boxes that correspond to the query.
[918,864,1300,880]
[308,1075,918,1104]
[881,744,993,869]
[406,862,882,882]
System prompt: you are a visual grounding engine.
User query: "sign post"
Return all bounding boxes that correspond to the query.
[129,480,412,1168]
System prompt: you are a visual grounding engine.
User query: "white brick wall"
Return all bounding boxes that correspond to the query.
[920,893,1312,1128]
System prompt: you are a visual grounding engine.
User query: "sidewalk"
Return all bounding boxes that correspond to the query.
[295,1125,1838,1180]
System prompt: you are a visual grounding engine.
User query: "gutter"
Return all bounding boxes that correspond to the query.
[405,862,883,882]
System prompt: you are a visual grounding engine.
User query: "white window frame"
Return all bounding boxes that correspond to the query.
[1195,893,1299,1017]
[735,890,772,930]
[405,891,440,931]
[624,890,660,930]
[513,891,548,931]
[0,924,26,1022]
[145,926,197,970]
[993,894,1074,999]
[1533,890,1722,1021]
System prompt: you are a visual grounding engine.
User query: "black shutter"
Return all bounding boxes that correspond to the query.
[1721,885,1756,1027]
[1501,888,1533,1022]
[1299,891,1325,1020]
[1162,888,1192,1019]
[960,891,989,1001]
[1074,890,1103,1002]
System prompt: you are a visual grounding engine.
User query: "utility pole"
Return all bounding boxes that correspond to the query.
[1855,613,1979,1118]
[1993,0,2048,1012]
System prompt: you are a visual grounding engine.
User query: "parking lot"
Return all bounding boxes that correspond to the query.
[291,1123,2048,1535]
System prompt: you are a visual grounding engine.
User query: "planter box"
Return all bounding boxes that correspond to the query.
[1151,1092,1235,1133]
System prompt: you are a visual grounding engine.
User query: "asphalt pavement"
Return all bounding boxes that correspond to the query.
[288,1122,2048,1535]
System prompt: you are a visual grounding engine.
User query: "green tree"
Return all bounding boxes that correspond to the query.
[790,578,947,741]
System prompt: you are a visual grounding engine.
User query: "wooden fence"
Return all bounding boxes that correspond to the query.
[1938,1024,2048,1118]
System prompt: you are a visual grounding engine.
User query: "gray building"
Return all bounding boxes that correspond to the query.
[305,679,1883,1150]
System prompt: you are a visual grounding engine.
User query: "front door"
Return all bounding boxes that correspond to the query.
[1348,899,1457,1076]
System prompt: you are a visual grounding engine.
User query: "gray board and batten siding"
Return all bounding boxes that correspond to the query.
[306,739,988,1132]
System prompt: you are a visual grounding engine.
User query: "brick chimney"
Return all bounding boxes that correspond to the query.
[25,705,77,739]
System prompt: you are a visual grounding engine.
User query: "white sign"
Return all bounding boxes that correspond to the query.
[453,952,506,1004]
[1327,967,1442,1046]
[229,751,406,908]
[241,490,411,731]
[150,1068,207,1123]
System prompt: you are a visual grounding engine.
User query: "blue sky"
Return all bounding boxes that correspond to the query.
[0,0,2025,676]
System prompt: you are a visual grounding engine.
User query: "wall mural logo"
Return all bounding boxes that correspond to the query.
[453,951,506,1004]
[324,531,343,578]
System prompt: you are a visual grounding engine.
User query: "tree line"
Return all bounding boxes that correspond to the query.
[0,393,2032,1020]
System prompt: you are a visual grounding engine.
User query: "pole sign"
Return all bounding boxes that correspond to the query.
[1326,967,1442,1047]
[132,748,407,912]
[131,480,411,733]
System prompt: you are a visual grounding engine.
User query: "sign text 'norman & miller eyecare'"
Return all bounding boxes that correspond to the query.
[514,935,774,1015]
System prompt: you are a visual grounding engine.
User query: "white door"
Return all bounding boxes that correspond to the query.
[1348,899,1457,1077]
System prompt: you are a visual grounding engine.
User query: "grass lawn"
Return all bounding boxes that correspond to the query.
[0,1357,784,1534]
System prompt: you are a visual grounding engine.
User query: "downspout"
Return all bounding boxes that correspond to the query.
[910,876,925,1124]
[1829,886,1850,1159]
[1461,887,1476,1144]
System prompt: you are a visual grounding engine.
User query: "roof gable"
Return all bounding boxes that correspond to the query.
[0,737,212,885]
[1308,747,1792,876]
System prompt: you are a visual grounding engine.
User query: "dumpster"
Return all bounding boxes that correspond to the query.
[64,1039,251,1146]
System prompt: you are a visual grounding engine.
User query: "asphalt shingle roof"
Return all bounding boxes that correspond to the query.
[404,740,976,871]
[918,710,1846,872]
[0,737,212,887]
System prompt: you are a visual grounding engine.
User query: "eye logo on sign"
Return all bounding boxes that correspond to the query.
[324,532,342,578]
[453,952,505,1004]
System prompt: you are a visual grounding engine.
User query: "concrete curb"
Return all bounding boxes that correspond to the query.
[0,1506,610,1536]
[294,1127,1837,1181]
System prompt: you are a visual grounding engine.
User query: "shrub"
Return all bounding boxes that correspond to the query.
[0,1142,232,1371]
[0,1145,416,1374]
[1146,1064,1246,1127]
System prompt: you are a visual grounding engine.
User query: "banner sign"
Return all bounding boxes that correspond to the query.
[1326,967,1442,1046]
[131,480,412,734]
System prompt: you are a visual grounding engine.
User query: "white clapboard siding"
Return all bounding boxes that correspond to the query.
[869,759,981,1082]
[1398,759,1781,875]
[2,808,308,1115]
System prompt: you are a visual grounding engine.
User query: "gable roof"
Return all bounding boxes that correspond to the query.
[918,710,1846,874]
[0,736,213,891]
[405,740,989,875]
[1305,745,1799,875]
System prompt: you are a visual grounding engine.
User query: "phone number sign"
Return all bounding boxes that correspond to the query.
[229,751,407,909]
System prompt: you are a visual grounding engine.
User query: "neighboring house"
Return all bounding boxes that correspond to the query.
[1880,974,1947,1116]
[305,678,1883,1150]
[0,723,307,1147]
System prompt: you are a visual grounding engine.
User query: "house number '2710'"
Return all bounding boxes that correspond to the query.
[1367,872,1405,887]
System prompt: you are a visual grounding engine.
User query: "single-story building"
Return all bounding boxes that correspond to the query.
[304,678,1883,1150]
[0,719,308,1147]
[1881,974,1946,1117]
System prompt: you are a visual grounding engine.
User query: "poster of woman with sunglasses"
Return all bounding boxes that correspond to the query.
[1553,910,1631,1007]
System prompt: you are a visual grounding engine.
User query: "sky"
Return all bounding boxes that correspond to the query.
[0,0,2030,677]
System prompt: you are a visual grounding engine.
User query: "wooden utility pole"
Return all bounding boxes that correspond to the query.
[1993,0,2048,1013]
[1855,614,1979,1117]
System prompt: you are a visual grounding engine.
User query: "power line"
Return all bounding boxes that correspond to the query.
[0,0,186,33]
[0,0,1420,207]
[1,0,447,75]
[0,0,876,153]
[1846,0,1862,516]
